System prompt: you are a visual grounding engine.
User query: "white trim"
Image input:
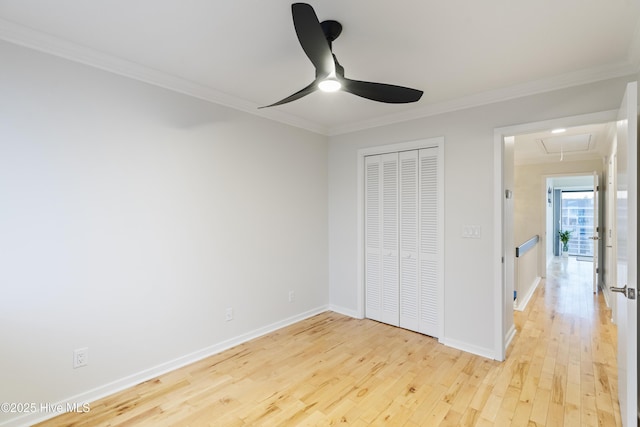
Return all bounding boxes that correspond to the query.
[493,131,505,361]
[328,304,362,319]
[514,277,541,312]
[496,110,619,137]
[1,306,329,427]
[441,338,497,360]
[328,64,635,136]
[493,109,620,363]
[0,18,328,136]
[356,138,444,157]
[0,18,636,137]
[356,137,445,340]
[504,325,517,352]
[357,158,365,319]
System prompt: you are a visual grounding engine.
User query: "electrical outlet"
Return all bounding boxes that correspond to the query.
[73,347,88,369]
[225,307,233,322]
[288,290,295,303]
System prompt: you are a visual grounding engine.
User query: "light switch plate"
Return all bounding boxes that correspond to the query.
[462,225,482,239]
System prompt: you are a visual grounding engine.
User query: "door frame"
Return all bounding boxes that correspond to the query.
[356,136,445,340]
[493,109,618,361]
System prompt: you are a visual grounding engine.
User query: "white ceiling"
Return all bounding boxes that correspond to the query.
[1,0,639,135]
[514,123,613,165]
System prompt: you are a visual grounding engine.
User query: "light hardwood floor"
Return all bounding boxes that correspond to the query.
[37,257,619,426]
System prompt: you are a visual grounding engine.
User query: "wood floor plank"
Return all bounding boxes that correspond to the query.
[35,257,621,426]
[530,388,551,426]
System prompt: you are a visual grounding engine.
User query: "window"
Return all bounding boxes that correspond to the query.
[560,191,594,256]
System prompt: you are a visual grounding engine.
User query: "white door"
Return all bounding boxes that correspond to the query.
[380,154,400,326]
[612,81,637,427]
[418,147,441,337]
[364,154,400,325]
[365,155,383,322]
[398,147,441,337]
[365,145,442,338]
[399,150,419,331]
[592,172,599,294]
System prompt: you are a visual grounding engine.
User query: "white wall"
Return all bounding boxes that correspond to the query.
[0,41,328,426]
[514,248,539,311]
[328,75,634,358]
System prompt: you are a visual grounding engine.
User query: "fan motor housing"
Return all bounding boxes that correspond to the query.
[320,20,342,44]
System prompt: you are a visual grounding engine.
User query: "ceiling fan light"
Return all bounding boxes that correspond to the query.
[318,78,341,92]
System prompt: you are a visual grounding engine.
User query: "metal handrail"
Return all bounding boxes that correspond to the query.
[516,235,539,258]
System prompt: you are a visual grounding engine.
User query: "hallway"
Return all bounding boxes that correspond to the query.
[510,256,620,425]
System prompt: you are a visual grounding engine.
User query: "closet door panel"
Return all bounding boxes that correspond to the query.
[365,144,441,337]
[399,150,419,331]
[380,153,399,326]
[364,156,382,321]
[419,147,440,337]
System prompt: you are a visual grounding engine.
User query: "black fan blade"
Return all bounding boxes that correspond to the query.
[341,78,423,104]
[259,80,318,108]
[292,3,334,77]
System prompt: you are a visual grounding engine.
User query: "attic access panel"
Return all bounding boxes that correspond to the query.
[538,133,593,155]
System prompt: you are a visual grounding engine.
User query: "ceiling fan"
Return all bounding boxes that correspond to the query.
[261,3,423,108]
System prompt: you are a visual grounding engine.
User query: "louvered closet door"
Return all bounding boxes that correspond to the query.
[365,154,399,325]
[380,154,400,325]
[365,155,382,322]
[419,147,439,337]
[399,150,420,331]
[365,147,440,336]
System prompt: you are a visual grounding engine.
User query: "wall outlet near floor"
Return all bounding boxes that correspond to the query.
[288,290,295,303]
[225,307,233,322]
[73,347,88,369]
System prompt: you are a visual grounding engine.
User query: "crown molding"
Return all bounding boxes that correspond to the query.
[330,15,640,136]
[327,61,638,136]
[0,18,328,136]
[1,17,638,139]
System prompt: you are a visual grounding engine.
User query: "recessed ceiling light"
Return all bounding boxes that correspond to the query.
[551,128,566,134]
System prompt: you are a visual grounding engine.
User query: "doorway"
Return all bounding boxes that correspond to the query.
[559,189,595,258]
[492,110,618,361]
[495,82,638,426]
[544,174,600,294]
[543,171,604,270]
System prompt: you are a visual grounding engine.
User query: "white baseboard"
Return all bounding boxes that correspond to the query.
[514,277,541,312]
[332,306,500,361]
[3,305,507,426]
[332,307,501,366]
[504,324,517,354]
[1,305,329,427]
[328,304,362,319]
[441,337,497,360]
